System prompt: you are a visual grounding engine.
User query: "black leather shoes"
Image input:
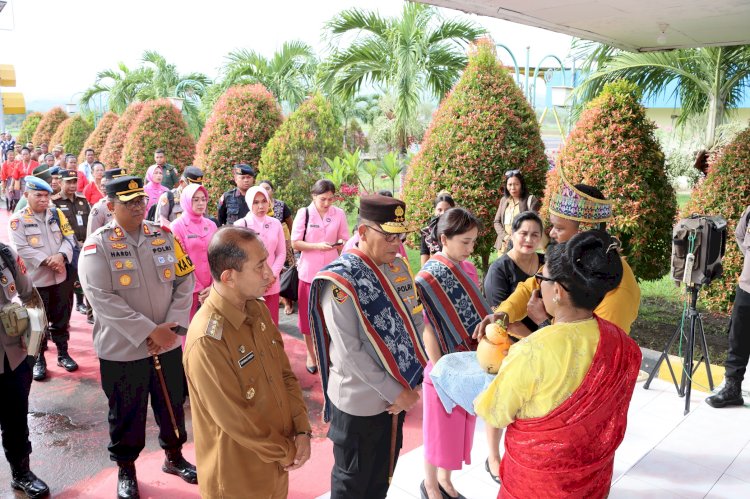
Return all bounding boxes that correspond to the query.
[162,450,198,484]
[10,457,50,498]
[706,376,745,408]
[32,354,47,381]
[57,353,79,372]
[76,303,90,315]
[117,462,139,499]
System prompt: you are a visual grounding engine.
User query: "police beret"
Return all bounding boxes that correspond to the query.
[30,165,52,183]
[59,169,78,181]
[233,164,256,176]
[106,175,147,202]
[49,166,61,178]
[359,195,417,234]
[183,166,204,184]
[24,176,53,193]
[104,168,126,180]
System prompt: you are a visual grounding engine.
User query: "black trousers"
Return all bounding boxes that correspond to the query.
[725,286,750,380]
[37,281,73,353]
[0,355,33,466]
[328,404,406,499]
[99,347,187,463]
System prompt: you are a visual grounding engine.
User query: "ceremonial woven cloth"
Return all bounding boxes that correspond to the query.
[309,249,427,422]
[498,316,641,499]
[415,255,491,354]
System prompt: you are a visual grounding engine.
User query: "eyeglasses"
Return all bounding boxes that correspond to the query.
[365,225,407,243]
[116,197,148,210]
[534,272,569,291]
[504,169,520,177]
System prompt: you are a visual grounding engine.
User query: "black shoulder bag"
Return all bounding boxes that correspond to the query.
[279,208,308,301]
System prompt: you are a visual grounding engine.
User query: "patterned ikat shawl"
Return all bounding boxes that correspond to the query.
[309,249,427,422]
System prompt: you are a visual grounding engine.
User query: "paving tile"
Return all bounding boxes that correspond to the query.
[725,444,750,481]
[705,474,750,498]
[609,475,689,498]
[626,449,723,498]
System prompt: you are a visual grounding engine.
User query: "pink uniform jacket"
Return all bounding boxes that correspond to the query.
[291,203,350,283]
[170,184,217,294]
[235,186,286,296]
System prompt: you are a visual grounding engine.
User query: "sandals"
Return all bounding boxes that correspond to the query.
[485,458,501,484]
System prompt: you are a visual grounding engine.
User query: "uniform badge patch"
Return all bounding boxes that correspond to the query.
[163,268,172,279]
[1,275,7,284]
[8,283,15,294]
[119,274,132,286]
[238,351,255,368]
[245,388,255,400]
[143,224,152,235]
[29,237,39,246]
[205,313,224,340]
[332,286,349,304]
[114,227,125,239]
[114,261,124,270]
[83,244,97,256]
[151,238,166,246]
[111,243,127,250]
[10,220,18,231]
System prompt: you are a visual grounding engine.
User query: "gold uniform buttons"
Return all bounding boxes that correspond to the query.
[239,345,246,354]
[246,388,255,400]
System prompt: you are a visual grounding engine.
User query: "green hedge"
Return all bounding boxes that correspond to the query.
[100,102,144,171]
[32,107,68,147]
[49,115,93,158]
[17,112,43,144]
[78,112,119,164]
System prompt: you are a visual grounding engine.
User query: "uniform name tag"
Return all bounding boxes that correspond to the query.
[76,214,84,226]
[238,351,255,368]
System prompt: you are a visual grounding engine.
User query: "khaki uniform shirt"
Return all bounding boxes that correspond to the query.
[86,197,112,236]
[737,206,750,293]
[78,220,195,361]
[0,246,35,374]
[156,186,184,227]
[54,193,91,243]
[8,207,75,287]
[184,289,311,499]
[320,257,424,417]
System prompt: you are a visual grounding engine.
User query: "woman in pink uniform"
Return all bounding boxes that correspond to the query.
[291,179,350,373]
[235,186,286,325]
[170,183,217,326]
[144,164,168,212]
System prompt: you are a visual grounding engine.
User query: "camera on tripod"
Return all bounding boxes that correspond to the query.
[671,215,727,287]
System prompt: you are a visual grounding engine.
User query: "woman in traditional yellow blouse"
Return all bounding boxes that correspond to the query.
[475,231,642,499]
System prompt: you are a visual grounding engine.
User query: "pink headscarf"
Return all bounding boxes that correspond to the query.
[144,164,169,211]
[180,183,209,224]
[171,183,216,293]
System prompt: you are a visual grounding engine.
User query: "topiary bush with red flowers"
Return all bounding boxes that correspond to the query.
[195,84,283,204]
[120,99,195,178]
[32,107,68,146]
[402,39,548,271]
[50,115,94,158]
[17,112,43,144]
[258,93,343,210]
[684,126,750,312]
[79,112,119,163]
[100,102,144,170]
[543,80,676,281]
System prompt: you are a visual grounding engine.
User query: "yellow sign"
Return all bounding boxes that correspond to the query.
[0,65,16,87]
[2,92,25,115]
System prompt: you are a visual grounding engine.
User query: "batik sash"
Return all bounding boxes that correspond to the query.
[309,249,427,422]
[415,254,492,354]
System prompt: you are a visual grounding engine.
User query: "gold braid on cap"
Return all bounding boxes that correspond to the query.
[549,169,613,223]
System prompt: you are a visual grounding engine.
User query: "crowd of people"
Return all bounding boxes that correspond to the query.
[3,131,746,499]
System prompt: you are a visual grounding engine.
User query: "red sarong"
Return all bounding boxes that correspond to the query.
[499,316,642,499]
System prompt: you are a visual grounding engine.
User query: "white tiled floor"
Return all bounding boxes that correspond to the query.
[317,377,750,498]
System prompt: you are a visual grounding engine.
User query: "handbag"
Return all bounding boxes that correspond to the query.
[279,208,308,301]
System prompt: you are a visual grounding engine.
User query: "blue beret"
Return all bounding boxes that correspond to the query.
[24,176,53,193]
[49,166,61,177]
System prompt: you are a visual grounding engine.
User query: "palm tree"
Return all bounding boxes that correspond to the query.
[322,2,485,153]
[574,41,750,149]
[216,41,317,112]
[79,62,150,115]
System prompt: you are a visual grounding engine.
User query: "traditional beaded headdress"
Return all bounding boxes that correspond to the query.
[549,170,613,223]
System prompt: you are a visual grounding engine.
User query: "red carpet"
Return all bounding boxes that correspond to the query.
[0,206,425,498]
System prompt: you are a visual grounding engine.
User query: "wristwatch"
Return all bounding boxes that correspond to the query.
[537,319,552,328]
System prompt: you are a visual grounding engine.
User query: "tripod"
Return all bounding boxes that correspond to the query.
[644,284,715,415]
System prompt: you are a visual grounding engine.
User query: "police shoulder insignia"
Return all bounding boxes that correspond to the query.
[205,313,224,340]
[332,285,349,304]
[173,237,195,277]
[9,219,18,231]
[16,256,26,275]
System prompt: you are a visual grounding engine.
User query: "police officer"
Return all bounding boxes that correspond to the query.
[153,166,204,227]
[53,169,91,315]
[707,205,750,408]
[0,242,50,498]
[79,176,198,499]
[87,168,125,236]
[8,177,78,381]
[13,165,55,214]
[217,164,255,226]
[151,148,180,190]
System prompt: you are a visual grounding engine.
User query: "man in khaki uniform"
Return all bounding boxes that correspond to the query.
[184,226,311,499]
[87,168,126,237]
[153,166,204,227]
[8,176,78,381]
[79,176,198,499]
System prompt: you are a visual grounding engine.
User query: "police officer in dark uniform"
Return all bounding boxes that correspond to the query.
[0,243,50,498]
[53,170,91,315]
[216,164,256,226]
[79,176,198,499]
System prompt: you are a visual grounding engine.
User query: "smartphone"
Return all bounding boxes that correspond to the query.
[171,325,188,336]
[331,241,344,247]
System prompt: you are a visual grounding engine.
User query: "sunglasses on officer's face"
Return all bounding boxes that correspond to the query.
[365,225,407,243]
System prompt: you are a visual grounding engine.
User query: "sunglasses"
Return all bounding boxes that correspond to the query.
[534,272,569,291]
[504,169,521,177]
[366,225,407,243]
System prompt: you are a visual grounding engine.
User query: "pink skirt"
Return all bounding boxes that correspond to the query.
[263,293,280,326]
[297,280,311,335]
[423,361,476,470]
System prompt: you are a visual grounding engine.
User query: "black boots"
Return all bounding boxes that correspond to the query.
[162,449,198,484]
[10,456,50,498]
[706,376,745,408]
[56,349,78,372]
[32,353,47,381]
[117,462,139,499]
